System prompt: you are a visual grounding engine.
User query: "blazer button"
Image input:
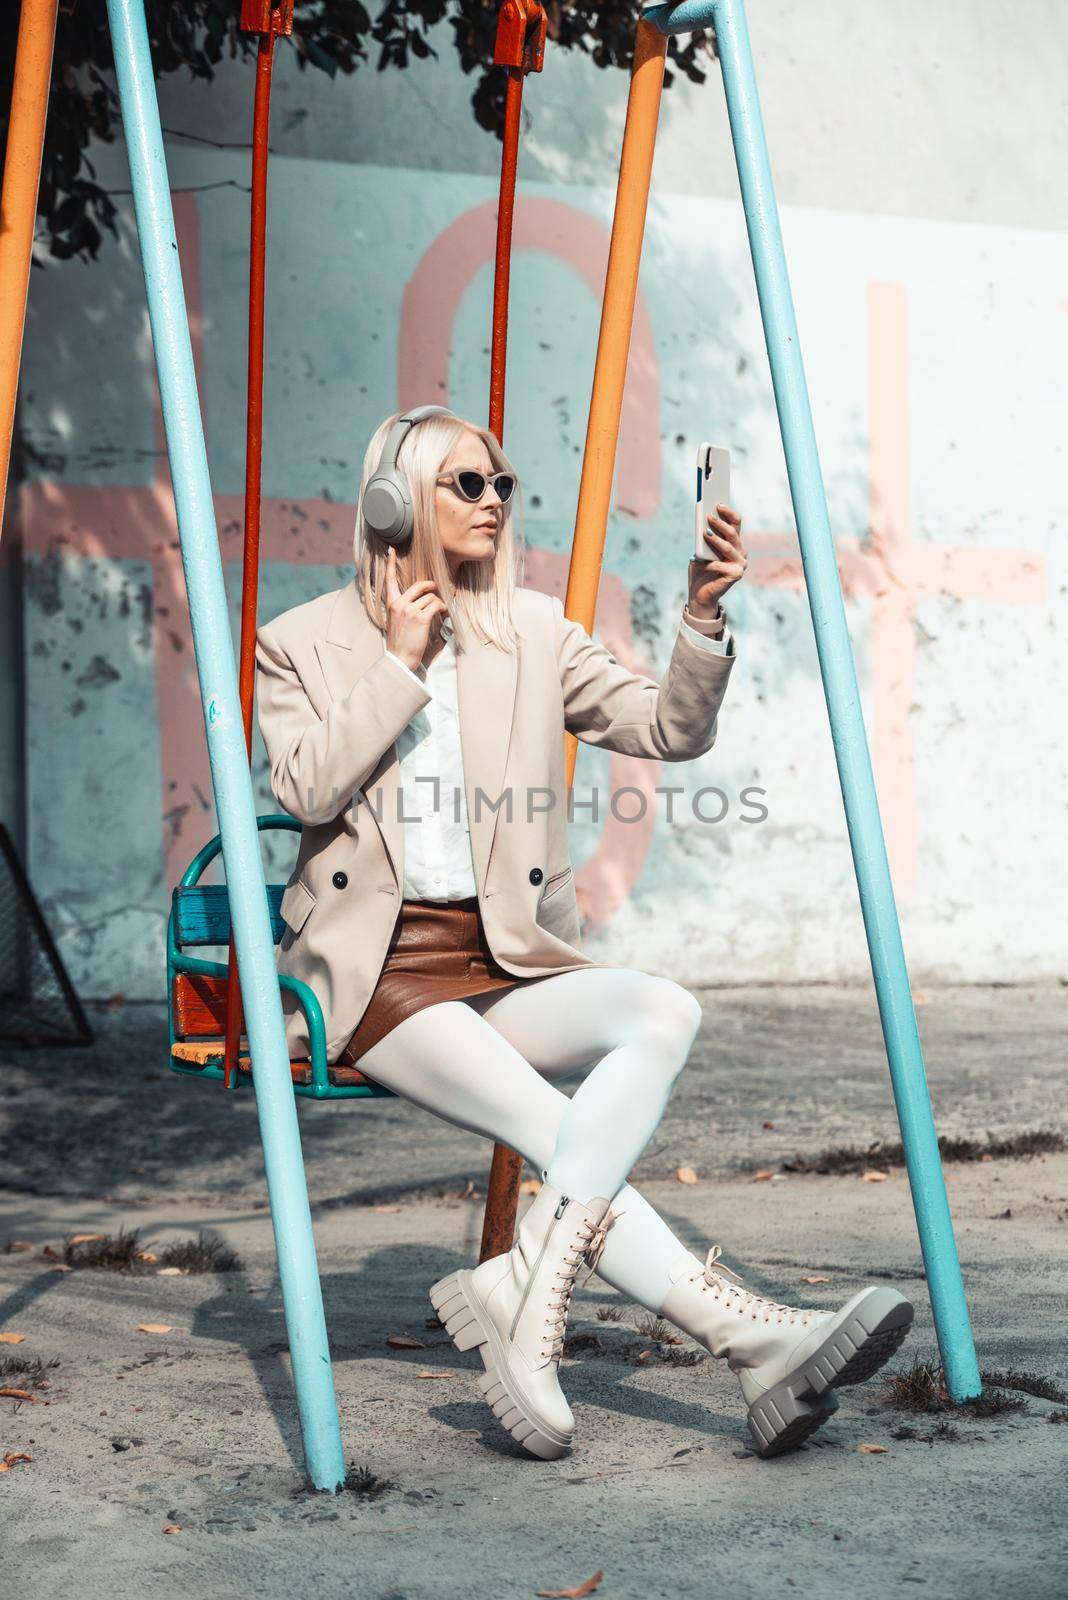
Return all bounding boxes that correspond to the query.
[529,867,543,885]
[332,870,348,890]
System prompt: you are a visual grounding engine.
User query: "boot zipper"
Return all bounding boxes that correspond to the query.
[510,1194,571,1343]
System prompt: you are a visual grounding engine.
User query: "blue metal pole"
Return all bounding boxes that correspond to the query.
[646,0,981,1399]
[106,0,349,1483]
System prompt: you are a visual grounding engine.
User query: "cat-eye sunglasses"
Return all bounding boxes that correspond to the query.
[436,469,517,505]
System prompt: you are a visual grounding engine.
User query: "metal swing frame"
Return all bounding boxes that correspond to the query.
[104,0,981,1493]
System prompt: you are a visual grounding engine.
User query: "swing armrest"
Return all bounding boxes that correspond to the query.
[169,949,330,1090]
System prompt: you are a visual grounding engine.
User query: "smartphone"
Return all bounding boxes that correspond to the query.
[694,444,731,561]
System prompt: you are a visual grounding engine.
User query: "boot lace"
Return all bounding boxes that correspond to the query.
[541,1209,620,1362]
[688,1244,817,1328]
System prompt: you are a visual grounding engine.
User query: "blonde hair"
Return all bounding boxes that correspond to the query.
[354,409,525,653]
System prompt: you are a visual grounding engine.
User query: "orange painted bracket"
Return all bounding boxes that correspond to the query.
[494,0,547,73]
[240,0,294,36]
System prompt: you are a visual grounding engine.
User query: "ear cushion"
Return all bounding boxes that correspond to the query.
[363,471,411,541]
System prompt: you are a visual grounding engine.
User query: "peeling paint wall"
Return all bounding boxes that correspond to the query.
[12,1,1066,1000]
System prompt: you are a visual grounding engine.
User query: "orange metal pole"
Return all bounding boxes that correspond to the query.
[488,67,524,444]
[0,0,59,541]
[480,24,667,1258]
[478,0,546,1263]
[563,19,668,790]
[223,1,291,1089]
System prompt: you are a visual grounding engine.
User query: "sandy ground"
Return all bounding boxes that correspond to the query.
[1,983,1066,1599]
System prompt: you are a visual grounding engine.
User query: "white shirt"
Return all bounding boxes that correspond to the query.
[380,610,734,904]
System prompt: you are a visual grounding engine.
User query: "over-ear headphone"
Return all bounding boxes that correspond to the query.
[361,404,456,546]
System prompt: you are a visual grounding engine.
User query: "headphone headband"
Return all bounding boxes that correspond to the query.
[377,404,454,473]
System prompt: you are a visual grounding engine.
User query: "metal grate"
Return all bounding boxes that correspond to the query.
[0,823,93,1048]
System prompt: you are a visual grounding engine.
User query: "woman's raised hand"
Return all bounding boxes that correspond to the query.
[688,502,748,616]
[384,546,449,671]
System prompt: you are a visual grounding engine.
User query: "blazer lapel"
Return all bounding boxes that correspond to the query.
[313,579,520,898]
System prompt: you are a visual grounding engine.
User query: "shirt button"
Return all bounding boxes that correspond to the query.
[529,867,543,885]
[332,871,348,890]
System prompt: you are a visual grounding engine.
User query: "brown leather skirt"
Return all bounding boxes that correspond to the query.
[335,896,550,1067]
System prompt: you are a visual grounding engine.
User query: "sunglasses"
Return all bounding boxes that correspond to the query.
[436,469,517,505]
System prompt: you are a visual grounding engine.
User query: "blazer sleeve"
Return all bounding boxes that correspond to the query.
[255,622,432,825]
[551,594,736,761]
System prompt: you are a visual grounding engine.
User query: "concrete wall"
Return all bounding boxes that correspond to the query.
[11,0,1066,1000]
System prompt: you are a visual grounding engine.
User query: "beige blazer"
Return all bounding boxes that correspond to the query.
[254,579,737,1062]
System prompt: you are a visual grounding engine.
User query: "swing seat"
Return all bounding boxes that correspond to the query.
[167,814,394,1100]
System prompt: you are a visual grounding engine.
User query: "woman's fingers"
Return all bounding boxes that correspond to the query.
[693,503,747,602]
[705,506,747,571]
[699,529,739,558]
[706,512,742,548]
[400,579,442,607]
[384,549,442,608]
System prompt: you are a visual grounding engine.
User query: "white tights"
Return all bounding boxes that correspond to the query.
[357,966,704,1313]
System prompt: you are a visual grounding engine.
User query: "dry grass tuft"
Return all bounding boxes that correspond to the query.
[0,1354,59,1385]
[982,1369,1068,1405]
[891,1419,962,1444]
[780,1130,1065,1177]
[64,1225,145,1270]
[883,1358,1030,1419]
[658,1346,708,1368]
[157,1232,243,1274]
[61,1226,241,1274]
[343,1464,398,1498]
[634,1313,684,1345]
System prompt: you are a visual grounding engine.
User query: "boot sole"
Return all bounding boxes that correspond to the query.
[429,1269,574,1461]
[747,1286,914,1459]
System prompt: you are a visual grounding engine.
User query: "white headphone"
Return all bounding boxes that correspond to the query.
[361,404,455,545]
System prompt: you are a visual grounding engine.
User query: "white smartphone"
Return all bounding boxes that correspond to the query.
[694,443,731,561]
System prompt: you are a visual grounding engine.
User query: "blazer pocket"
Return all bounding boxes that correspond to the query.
[539,864,574,903]
[279,878,317,936]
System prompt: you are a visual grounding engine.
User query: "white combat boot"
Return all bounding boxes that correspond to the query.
[659,1245,914,1457]
[430,1182,615,1460]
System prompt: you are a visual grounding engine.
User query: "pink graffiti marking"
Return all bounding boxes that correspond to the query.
[743,281,1044,895]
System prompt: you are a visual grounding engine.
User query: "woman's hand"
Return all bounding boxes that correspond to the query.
[384,547,449,671]
[688,502,748,617]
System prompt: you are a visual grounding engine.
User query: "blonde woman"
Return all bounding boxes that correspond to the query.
[255,405,913,1463]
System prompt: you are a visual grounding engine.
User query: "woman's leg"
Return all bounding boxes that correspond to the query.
[356,967,704,1310]
[468,968,701,1199]
[469,968,703,1307]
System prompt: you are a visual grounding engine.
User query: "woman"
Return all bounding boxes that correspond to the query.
[255,405,913,1463]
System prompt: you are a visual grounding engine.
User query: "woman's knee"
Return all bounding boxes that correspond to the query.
[634,976,703,1067]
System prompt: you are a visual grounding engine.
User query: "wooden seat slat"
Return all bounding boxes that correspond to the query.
[170,1041,374,1090]
[174,883,286,946]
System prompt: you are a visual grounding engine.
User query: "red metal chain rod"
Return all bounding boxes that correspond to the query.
[487,0,546,445]
[222,0,294,1092]
[480,0,546,1261]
